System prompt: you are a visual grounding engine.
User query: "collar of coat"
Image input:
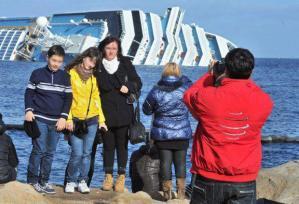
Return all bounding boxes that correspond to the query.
[156,76,183,92]
[220,77,254,87]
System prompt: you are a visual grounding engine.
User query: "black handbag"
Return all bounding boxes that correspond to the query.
[73,78,93,138]
[129,98,146,144]
[73,119,88,138]
[95,127,107,144]
[23,119,41,139]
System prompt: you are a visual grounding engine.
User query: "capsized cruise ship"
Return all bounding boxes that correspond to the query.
[0,7,237,67]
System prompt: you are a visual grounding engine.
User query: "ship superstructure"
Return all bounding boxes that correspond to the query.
[0,7,236,66]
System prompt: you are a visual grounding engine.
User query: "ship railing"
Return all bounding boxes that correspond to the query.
[0,26,27,30]
[33,27,74,49]
[51,18,102,26]
[15,50,33,61]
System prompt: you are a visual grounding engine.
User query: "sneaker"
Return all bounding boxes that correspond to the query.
[65,182,77,193]
[78,180,90,194]
[31,183,44,193]
[40,183,56,194]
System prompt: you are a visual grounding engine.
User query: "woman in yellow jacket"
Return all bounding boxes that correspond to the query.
[64,47,107,194]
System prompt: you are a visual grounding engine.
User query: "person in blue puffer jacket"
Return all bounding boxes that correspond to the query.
[142,62,192,201]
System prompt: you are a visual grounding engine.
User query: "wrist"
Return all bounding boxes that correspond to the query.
[25,108,33,113]
[60,114,68,120]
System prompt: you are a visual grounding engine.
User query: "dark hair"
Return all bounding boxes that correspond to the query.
[65,47,100,71]
[47,45,65,58]
[97,36,123,59]
[224,48,255,79]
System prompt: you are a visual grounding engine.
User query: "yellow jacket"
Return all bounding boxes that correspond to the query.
[67,68,105,124]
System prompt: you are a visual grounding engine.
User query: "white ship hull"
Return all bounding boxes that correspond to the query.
[0,7,237,67]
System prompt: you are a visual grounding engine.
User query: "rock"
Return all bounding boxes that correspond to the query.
[262,136,273,143]
[257,160,299,204]
[0,181,53,204]
[261,136,299,143]
[151,191,189,203]
[1,161,299,204]
[0,182,160,204]
[48,185,115,204]
[110,191,153,204]
[166,199,189,204]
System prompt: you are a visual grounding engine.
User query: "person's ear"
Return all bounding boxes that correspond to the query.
[249,70,253,77]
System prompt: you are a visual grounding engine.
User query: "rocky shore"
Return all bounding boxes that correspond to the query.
[0,160,298,204]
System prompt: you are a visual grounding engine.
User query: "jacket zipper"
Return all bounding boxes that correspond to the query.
[51,72,54,84]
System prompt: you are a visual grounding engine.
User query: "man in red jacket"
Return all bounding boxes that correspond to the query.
[184,48,273,204]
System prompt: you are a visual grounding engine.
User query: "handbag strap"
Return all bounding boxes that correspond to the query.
[135,97,141,122]
[85,76,93,119]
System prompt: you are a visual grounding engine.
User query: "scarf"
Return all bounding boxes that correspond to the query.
[102,57,120,74]
[75,64,93,82]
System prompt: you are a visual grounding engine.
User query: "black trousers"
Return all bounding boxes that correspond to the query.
[159,149,186,181]
[190,175,256,204]
[102,126,129,175]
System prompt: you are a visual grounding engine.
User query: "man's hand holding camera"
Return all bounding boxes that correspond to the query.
[208,60,227,87]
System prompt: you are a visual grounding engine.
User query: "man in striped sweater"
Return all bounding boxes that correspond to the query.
[24,45,72,194]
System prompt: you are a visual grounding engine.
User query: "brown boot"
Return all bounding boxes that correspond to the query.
[162,180,172,201]
[114,174,126,193]
[176,178,186,200]
[102,174,113,191]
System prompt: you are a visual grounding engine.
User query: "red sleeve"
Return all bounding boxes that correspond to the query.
[261,94,274,124]
[183,73,214,119]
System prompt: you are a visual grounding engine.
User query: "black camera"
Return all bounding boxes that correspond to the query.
[212,59,226,78]
[209,59,226,87]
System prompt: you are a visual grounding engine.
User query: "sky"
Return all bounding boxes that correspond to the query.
[0,0,298,58]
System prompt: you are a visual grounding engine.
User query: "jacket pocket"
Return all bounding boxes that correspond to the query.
[229,183,256,204]
[191,184,207,204]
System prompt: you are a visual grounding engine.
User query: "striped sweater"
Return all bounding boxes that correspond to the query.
[24,66,73,124]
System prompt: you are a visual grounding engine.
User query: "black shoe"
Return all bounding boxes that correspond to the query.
[31,183,44,193]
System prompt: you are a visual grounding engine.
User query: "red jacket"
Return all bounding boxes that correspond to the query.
[184,73,273,182]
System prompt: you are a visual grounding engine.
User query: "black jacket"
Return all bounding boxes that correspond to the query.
[0,133,18,183]
[95,57,142,128]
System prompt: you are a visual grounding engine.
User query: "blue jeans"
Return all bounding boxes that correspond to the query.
[66,124,97,183]
[27,120,61,184]
[190,175,256,204]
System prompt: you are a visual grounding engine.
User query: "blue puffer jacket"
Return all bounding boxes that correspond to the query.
[143,75,193,141]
